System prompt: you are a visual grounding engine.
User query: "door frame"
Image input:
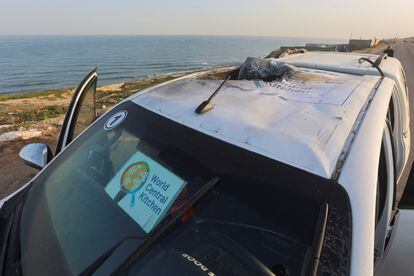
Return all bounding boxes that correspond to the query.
[56,68,97,154]
[375,122,395,269]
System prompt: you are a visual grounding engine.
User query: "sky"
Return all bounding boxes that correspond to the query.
[0,0,413,39]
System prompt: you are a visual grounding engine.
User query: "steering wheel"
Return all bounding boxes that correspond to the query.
[86,128,122,184]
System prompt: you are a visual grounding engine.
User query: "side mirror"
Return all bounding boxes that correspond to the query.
[19,143,53,170]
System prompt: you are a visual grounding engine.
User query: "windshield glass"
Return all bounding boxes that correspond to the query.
[19,101,351,275]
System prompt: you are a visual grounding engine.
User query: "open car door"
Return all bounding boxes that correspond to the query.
[55,68,97,154]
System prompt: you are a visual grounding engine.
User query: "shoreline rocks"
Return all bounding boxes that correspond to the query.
[0,129,43,142]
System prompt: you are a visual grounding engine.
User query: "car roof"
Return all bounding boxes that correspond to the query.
[131,62,381,179]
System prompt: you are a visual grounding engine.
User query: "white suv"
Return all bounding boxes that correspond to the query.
[0,51,411,276]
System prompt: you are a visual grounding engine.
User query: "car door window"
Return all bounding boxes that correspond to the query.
[72,82,96,138]
[386,97,395,133]
[374,123,395,268]
[388,85,407,181]
[56,68,97,154]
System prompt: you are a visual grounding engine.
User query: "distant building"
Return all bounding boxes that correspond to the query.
[348,39,380,51]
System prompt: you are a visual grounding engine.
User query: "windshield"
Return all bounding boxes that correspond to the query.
[19,101,351,275]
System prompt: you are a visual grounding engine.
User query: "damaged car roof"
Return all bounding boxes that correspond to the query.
[131,67,381,178]
[278,51,402,78]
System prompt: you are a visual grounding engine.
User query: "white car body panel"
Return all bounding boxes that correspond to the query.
[280,52,410,180]
[338,78,394,276]
[279,52,405,93]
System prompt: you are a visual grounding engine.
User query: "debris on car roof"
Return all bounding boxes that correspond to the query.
[237,57,296,81]
[238,57,334,84]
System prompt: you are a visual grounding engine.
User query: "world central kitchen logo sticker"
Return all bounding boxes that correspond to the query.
[120,162,150,207]
[105,152,186,233]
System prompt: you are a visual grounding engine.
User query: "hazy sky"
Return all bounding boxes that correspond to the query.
[1,0,413,39]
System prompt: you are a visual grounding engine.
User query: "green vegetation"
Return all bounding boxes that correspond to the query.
[0,74,180,127]
[95,76,176,108]
[0,87,73,102]
[0,105,67,125]
[20,106,67,122]
[121,75,175,91]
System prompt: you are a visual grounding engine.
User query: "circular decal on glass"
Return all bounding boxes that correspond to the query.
[120,162,149,206]
[104,110,127,130]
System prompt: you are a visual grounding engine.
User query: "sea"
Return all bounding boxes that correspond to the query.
[0,35,345,94]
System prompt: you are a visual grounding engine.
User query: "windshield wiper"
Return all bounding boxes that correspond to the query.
[79,236,142,276]
[112,176,220,274]
[82,176,220,275]
[306,203,329,276]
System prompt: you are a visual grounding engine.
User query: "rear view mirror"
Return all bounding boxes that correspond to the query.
[19,143,53,170]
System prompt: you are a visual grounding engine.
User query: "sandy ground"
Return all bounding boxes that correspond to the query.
[98,82,124,92]
[0,116,61,198]
[0,138,57,199]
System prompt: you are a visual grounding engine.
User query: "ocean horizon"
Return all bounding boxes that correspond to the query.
[0,35,345,94]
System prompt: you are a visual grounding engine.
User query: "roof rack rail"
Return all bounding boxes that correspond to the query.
[358,53,387,77]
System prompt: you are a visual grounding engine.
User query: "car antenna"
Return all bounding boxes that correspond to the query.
[195,73,232,114]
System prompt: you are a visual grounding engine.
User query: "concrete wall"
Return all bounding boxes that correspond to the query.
[349,39,374,51]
